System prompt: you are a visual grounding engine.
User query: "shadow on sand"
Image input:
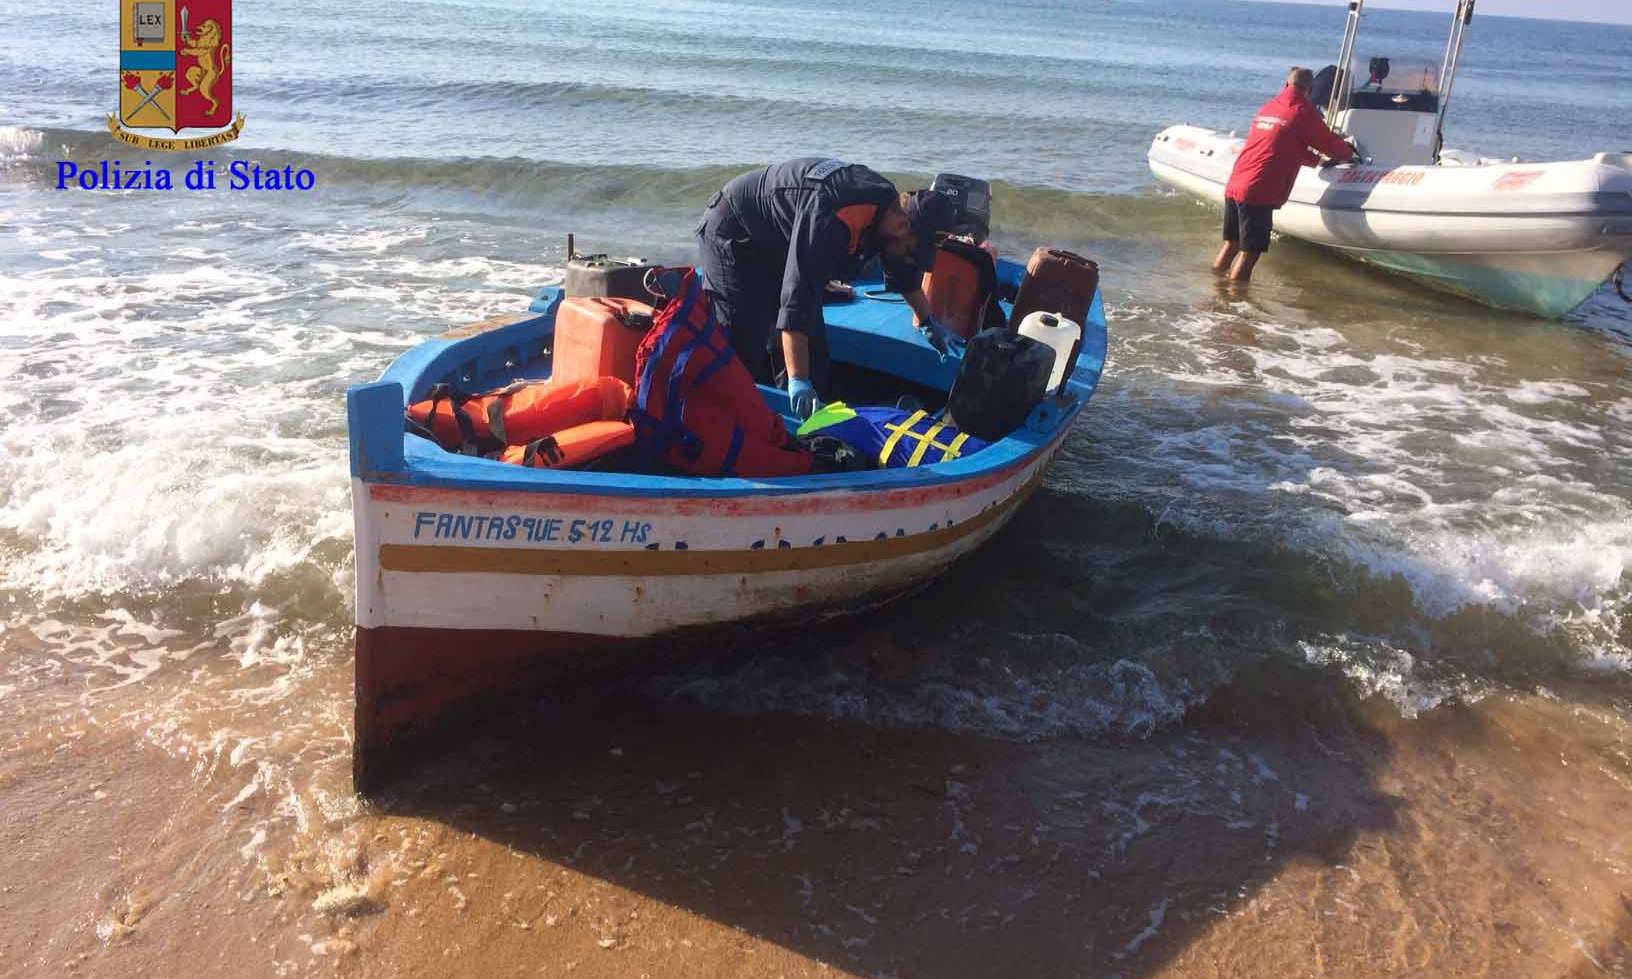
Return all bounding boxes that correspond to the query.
[376,648,1400,977]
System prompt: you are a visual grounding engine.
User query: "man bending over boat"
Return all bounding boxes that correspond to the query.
[697,157,959,419]
[1215,67,1355,282]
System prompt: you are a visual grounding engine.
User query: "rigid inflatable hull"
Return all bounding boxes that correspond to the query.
[1148,125,1632,318]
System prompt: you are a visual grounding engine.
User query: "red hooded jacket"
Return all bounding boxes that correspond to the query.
[1224,86,1354,207]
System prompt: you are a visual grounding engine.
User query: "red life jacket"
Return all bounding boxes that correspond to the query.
[632,269,812,477]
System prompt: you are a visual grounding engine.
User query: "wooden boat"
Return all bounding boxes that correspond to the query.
[345,260,1109,793]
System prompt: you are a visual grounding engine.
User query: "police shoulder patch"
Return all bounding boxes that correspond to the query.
[805,159,849,181]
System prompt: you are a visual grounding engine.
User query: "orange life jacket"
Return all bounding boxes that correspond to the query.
[407,376,632,452]
[500,420,638,470]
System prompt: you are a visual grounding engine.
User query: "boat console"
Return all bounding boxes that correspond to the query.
[1332,57,1442,166]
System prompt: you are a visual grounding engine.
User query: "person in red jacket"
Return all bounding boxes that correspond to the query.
[1215,67,1355,282]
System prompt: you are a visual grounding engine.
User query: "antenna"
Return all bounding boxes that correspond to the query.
[1433,0,1475,160]
[1326,0,1367,129]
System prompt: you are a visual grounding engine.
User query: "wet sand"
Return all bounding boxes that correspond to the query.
[6,661,1630,979]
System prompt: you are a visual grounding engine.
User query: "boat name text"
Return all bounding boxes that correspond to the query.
[1493,170,1544,192]
[413,511,653,545]
[1337,169,1425,186]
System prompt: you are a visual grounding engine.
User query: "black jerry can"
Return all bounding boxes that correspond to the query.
[945,328,1055,441]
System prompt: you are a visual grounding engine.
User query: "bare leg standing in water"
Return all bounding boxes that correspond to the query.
[1214,240,1261,282]
[1214,213,1263,284]
[1218,196,1271,283]
[1229,249,1261,282]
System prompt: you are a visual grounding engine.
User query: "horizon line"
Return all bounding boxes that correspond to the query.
[1238,0,1632,28]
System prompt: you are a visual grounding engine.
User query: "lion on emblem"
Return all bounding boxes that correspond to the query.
[180,19,230,116]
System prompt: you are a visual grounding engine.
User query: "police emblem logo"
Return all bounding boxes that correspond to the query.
[110,0,245,149]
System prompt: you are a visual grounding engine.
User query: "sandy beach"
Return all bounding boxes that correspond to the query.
[6,648,1630,978]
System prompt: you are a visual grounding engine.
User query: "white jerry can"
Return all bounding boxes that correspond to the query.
[1016,311,1082,394]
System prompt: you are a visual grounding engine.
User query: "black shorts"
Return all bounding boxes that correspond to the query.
[1222,198,1273,253]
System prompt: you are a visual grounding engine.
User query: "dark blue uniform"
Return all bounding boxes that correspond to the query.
[696,157,922,388]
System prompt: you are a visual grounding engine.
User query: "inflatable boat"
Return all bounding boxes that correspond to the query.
[1147,0,1632,318]
[345,259,1107,793]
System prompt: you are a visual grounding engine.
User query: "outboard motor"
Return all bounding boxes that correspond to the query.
[1366,57,1391,89]
[1310,64,1339,112]
[929,173,992,243]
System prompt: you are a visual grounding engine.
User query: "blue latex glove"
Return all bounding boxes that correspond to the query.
[787,376,821,420]
[917,318,961,362]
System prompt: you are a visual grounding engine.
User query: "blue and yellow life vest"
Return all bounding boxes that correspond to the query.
[796,402,988,469]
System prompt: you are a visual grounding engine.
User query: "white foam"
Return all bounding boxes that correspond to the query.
[1337,517,1632,623]
[1505,380,1592,406]
[663,640,1196,742]
[1100,303,1632,667]
[287,226,429,255]
[0,215,443,909]
[1299,636,1477,717]
[0,126,44,161]
[1116,898,1168,958]
[0,217,551,604]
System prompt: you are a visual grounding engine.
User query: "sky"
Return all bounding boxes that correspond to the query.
[1253,0,1632,25]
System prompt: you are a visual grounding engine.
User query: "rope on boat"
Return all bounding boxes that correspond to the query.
[1615,263,1631,304]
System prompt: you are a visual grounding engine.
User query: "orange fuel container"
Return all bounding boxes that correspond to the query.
[921,239,1000,338]
[551,297,654,385]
